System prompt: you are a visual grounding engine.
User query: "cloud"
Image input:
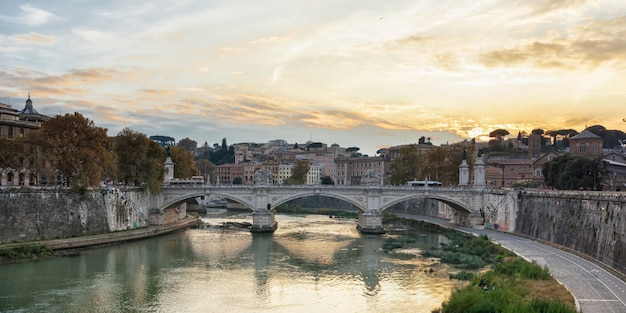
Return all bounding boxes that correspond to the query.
[525,0,590,16]
[10,32,55,44]
[0,4,56,26]
[141,89,174,96]
[0,67,131,99]
[480,15,626,69]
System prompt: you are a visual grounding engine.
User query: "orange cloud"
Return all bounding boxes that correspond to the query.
[10,32,55,44]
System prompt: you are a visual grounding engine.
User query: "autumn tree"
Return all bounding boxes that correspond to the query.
[289,160,310,184]
[38,112,116,191]
[389,144,421,185]
[114,128,166,193]
[171,145,198,178]
[195,158,216,184]
[177,137,197,152]
[0,137,22,169]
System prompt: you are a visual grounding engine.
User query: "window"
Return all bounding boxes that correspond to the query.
[8,127,13,138]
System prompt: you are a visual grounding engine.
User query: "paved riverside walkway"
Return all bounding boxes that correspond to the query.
[394,214,626,313]
[0,217,199,252]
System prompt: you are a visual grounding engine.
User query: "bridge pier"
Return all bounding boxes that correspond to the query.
[251,209,278,233]
[357,210,385,234]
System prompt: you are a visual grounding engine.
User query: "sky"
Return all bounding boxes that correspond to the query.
[1,0,625,155]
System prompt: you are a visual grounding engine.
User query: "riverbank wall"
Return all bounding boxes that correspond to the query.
[0,188,154,244]
[516,191,626,276]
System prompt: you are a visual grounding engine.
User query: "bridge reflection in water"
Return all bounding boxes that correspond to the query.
[0,214,459,312]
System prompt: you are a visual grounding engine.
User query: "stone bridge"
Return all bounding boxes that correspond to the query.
[150,180,516,234]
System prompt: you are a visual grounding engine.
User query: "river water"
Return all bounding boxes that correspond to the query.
[0,211,460,313]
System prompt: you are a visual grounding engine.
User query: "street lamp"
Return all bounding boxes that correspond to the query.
[501,164,505,188]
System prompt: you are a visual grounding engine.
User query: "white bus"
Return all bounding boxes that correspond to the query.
[407,180,442,188]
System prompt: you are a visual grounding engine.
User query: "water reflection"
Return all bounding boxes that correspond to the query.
[0,212,459,313]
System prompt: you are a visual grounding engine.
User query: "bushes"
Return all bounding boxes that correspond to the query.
[493,257,551,280]
[437,257,576,313]
[0,244,52,261]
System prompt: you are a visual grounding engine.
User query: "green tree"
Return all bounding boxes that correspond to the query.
[320,175,334,185]
[149,135,175,147]
[418,136,432,145]
[39,112,116,191]
[114,128,166,193]
[389,144,421,185]
[290,160,310,184]
[209,138,234,165]
[543,154,604,190]
[171,146,198,178]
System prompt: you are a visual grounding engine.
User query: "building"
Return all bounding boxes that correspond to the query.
[484,158,534,188]
[0,94,49,139]
[215,163,244,185]
[0,95,51,187]
[335,156,389,185]
[569,129,603,158]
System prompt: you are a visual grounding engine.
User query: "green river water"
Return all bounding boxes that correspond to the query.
[0,211,460,313]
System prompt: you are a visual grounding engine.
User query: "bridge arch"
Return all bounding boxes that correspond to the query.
[379,194,472,214]
[271,192,365,212]
[159,192,207,211]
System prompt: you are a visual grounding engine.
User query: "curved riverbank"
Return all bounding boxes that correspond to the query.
[397,214,626,313]
[0,217,199,260]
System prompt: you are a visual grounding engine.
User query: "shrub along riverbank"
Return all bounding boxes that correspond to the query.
[382,213,577,313]
[0,244,52,263]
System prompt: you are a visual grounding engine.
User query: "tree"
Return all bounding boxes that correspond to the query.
[290,160,310,184]
[0,136,22,169]
[195,159,215,184]
[177,137,197,152]
[114,128,166,193]
[149,135,175,147]
[489,129,510,138]
[418,136,432,145]
[543,155,604,190]
[389,144,420,185]
[587,125,626,149]
[209,138,234,165]
[307,142,324,150]
[38,112,115,191]
[171,146,197,178]
[320,175,334,185]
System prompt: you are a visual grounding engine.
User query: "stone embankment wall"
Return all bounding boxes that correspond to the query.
[516,191,626,275]
[0,188,151,244]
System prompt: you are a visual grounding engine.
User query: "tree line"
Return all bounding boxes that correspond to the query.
[0,112,199,194]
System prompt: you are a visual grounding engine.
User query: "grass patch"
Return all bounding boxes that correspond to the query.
[379,215,576,313]
[0,244,52,261]
[430,239,576,313]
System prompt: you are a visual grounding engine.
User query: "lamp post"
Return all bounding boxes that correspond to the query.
[501,164,505,188]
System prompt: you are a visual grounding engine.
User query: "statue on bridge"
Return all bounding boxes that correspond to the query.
[254,169,273,186]
[362,169,381,186]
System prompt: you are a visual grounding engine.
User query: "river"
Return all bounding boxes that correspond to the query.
[0,211,460,313]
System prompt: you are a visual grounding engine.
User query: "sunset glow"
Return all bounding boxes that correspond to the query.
[1,1,625,154]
